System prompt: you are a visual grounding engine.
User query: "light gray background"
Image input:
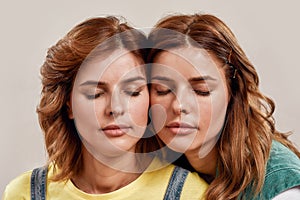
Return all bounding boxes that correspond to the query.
[1,0,299,195]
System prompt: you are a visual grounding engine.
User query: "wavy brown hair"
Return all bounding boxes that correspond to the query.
[148,13,300,199]
[37,16,158,181]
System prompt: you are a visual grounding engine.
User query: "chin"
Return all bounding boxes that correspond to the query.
[163,140,195,154]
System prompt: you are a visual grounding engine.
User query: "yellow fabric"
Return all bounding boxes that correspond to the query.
[2,158,208,200]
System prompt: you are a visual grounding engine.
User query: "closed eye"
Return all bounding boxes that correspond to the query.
[193,89,210,96]
[156,89,171,95]
[152,83,173,96]
[124,90,141,97]
[85,92,104,99]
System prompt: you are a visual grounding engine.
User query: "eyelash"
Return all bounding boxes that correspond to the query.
[155,89,210,96]
[193,90,210,96]
[85,90,142,100]
[156,89,171,96]
[85,93,103,99]
[124,90,141,97]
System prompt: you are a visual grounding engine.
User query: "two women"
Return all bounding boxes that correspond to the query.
[2,16,207,199]
[3,13,300,200]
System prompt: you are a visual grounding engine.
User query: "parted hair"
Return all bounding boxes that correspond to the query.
[148,13,300,200]
[37,16,158,181]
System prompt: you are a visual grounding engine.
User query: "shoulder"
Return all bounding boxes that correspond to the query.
[146,157,207,185]
[2,170,32,200]
[262,140,300,199]
[145,158,208,199]
[181,171,208,199]
[160,163,208,200]
[267,140,300,169]
[266,140,300,177]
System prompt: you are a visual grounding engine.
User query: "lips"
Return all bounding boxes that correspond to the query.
[166,122,198,135]
[101,124,131,137]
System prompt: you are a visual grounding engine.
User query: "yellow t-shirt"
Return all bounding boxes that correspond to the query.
[2,158,207,200]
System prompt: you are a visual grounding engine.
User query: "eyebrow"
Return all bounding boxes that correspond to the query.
[80,81,107,87]
[80,76,146,87]
[120,76,146,84]
[151,75,216,83]
[151,76,173,82]
[189,76,216,82]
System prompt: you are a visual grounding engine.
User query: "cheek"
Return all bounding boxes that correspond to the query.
[198,99,212,125]
[150,93,172,113]
[201,93,227,136]
[150,95,171,132]
[72,94,105,130]
[71,98,99,144]
[212,87,228,119]
[149,103,168,134]
[73,97,94,123]
[128,95,149,127]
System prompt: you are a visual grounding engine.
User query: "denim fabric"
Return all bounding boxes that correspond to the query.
[242,140,300,200]
[31,166,47,200]
[163,166,189,200]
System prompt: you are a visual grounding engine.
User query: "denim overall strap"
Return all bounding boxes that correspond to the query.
[30,166,47,200]
[163,166,189,200]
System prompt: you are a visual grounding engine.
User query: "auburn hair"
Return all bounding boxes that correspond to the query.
[37,16,158,181]
[148,13,300,199]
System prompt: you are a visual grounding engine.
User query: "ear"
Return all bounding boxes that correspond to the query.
[66,100,74,119]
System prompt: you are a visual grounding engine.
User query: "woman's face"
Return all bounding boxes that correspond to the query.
[150,47,229,158]
[70,50,149,160]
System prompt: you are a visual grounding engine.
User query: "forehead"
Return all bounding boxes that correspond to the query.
[152,47,223,79]
[76,50,145,84]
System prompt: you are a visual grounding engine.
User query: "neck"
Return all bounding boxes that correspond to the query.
[71,147,149,194]
[185,146,218,177]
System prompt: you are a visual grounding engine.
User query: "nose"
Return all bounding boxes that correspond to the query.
[172,88,192,115]
[105,91,125,117]
[173,102,188,115]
